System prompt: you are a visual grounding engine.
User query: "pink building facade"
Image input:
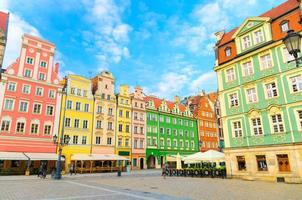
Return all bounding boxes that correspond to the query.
[0,34,62,154]
[131,86,146,169]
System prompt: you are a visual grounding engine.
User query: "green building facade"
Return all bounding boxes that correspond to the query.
[145,96,199,169]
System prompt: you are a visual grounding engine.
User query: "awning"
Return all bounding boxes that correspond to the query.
[0,152,28,160]
[71,154,129,161]
[25,153,64,161]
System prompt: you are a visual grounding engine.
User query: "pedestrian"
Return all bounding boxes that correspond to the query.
[42,163,47,179]
[162,163,166,179]
[38,163,43,178]
[70,163,76,175]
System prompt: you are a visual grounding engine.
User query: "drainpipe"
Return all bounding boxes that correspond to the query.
[23,152,30,176]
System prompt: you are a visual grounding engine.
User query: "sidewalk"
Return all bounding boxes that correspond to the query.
[0,169,161,181]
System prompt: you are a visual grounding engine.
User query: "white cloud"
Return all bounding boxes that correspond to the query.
[190,71,217,93]
[0,0,9,12]
[82,0,132,68]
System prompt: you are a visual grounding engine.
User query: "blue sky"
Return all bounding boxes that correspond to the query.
[1,0,284,99]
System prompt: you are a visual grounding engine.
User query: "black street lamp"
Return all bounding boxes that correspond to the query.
[53,134,70,179]
[283,29,302,67]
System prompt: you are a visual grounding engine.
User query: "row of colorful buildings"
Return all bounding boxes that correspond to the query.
[0,14,221,174]
[214,0,302,183]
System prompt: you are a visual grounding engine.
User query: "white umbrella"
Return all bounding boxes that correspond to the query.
[176,153,182,169]
[183,152,204,164]
[199,150,225,162]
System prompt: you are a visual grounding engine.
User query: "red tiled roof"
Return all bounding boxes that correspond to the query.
[217,0,299,46]
[0,11,9,36]
[145,96,188,112]
[208,92,218,103]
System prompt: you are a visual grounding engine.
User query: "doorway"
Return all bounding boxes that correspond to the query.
[140,158,144,169]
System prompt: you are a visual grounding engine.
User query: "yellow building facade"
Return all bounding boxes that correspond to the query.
[115,85,132,165]
[59,75,94,171]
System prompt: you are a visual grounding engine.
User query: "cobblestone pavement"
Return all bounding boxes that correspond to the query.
[0,170,301,200]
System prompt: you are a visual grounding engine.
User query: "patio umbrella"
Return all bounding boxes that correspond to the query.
[199,150,225,162]
[183,152,204,164]
[176,153,182,169]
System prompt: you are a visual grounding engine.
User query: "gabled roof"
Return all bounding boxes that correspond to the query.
[217,0,299,47]
[0,11,9,37]
[145,96,188,112]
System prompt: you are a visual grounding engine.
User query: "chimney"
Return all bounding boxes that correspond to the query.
[214,30,225,42]
[174,95,180,104]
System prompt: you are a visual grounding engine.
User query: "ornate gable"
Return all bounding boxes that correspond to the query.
[172,104,181,115]
[159,100,170,113]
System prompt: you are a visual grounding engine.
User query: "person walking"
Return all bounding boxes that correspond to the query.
[70,163,76,175]
[38,163,43,178]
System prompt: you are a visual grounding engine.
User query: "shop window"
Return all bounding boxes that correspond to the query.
[256,155,267,171]
[11,160,20,168]
[237,156,246,171]
[277,154,290,172]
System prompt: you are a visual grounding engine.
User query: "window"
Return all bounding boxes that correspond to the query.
[233,121,242,137]
[298,110,302,129]
[160,138,164,146]
[16,122,25,133]
[242,61,254,76]
[83,90,87,97]
[74,119,80,128]
[134,112,138,120]
[48,90,55,98]
[254,30,263,44]
[119,110,123,117]
[33,104,41,114]
[107,137,112,145]
[101,93,105,99]
[184,131,189,137]
[134,126,138,134]
[107,95,110,100]
[22,85,30,94]
[280,21,289,32]
[166,117,170,123]
[166,128,171,135]
[1,120,10,131]
[64,135,70,144]
[67,100,72,109]
[84,104,89,112]
[160,127,164,134]
[247,88,257,103]
[283,47,294,62]
[30,123,39,134]
[179,130,183,136]
[96,120,102,129]
[237,156,246,171]
[36,87,43,96]
[160,116,164,122]
[76,102,81,111]
[140,139,144,148]
[119,124,123,132]
[271,114,284,133]
[185,141,189,148]
[173,118,177,124]
[108,108,113,115]
[291,75,302,92]
[24,69,31,77]
[77,89,81,96]
[96,136,101,144]
[225,47,231,57]
[133,158,137,167]
[191,141,194,149]
[126,125,130,133]
[126,111,130,118]
[65,118,71,127]
[108,122,113,130]
[173,140,177,148]
[4,99,14,110]
[44,125,51,135]
[40,61,47,68]
[226,68,235,82]
[46,106,54,115]
[38,73,45,81]
[140,127,144,134]
[73,135,78,144]
[277,154,290,172]
[97,106,102,113]
[118,138,122,146]
[266,82,278,98]
[83,120,88,129]
[82,136,87,144]
[125,139,129,147]
[71,88,75,95]
[252,118,263,135]
[19,101,28,112]
[256,155,267,171]
[230,93,238,107]
[243,35,251,49]
[8,82,16,92]
[134,139,138,148]
[26,57,34,64]
[260,54,272,69]
[179,140,183,148]
[173,129,177,136]
[167,139,171,147]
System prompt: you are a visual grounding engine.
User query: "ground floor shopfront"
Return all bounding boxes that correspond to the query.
[115,147,131,166]
[131,153,146,170]
[225,144,302,183]
[146,149,198,169]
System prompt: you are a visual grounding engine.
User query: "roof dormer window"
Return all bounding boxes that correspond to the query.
[243,35,251,49]
[225,47,231,57]
[280,21,289,32]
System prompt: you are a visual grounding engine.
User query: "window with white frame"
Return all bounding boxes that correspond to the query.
[82,136,87,144]
[19,101,28,112]
[230,93,239,107]
[283,47,294,62]
[16,122,25,133]
[247,88,257,103]
[107,137,112,145]
[254,30,264,44]
[35,87,43,96]
[260,54,273,69]
[167,139,171,147]
[30,123,39,134]
[40,61,47,68]
[179,140,183,148]
[225,47,231,57]
[160,138,164,146]
[280,21,289,32]
[140,139,144,148]
[46,105,54,115]
[8,82,16,92]
[242,61,254,76]
[22,85,30,94]
[24,69,31,78]
[33,103,41,114]
[173,140,177,148]
[83,120,88,129]
[38,73,45,81]
[243,35,251,49]
[48,90,55,98]
[76,102,81,111]
[96,120,102,129]
[73,135,78,144]
[297,110,302,129]
[97,106,102,113]
[84,104,89,112]
[290,75,302,92]
[74,119,80,128]
[1,120,10,131]
[44,125,51,135]
[226,68,235,82]
[108,122,113,130]
[26,57,34,64]
[67,100,72,109]
[252,118,263,135]
[233,121,242,137]
[4,99,14,110]
[266,82,278,98]
[65,118,71,127]
[96,136,101,144]
[271,114,284,133]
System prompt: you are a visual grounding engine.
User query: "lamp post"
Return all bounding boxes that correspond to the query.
[53,134,70,179]
[283,29,302,67]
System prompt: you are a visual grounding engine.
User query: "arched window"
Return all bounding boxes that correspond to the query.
[280,20,289,32]
[225,47,231,57]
